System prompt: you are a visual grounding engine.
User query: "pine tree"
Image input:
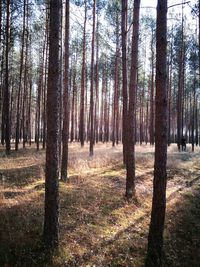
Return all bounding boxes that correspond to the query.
[43,0,61,249]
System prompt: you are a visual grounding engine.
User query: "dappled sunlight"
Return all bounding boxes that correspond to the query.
[0,143,200,266]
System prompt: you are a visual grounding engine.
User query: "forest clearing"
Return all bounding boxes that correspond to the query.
[1,143,200,266]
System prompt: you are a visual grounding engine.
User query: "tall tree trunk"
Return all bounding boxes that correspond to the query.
[145,87,149,144]
[75,85,78,141]
[15,0,26,151]
[37,63,43,150]
[177,4,184,151]
[99,65,105,142]
[199,0,200,98]
[125,0,140,199]
[79,0,87,147]
[145,0,168,265]
[121,0,128,164]
[42,17,49,149]
[167,39,173,146]
[112,18,120,147]
[71,69,76,142]
[94,17,99,144]
[22,26,28,149]
[149,29,155,145]
[0,0,2,131]
[195,95,198,146]
[191,77,196,152]
[22,0,29,149]
[61,0,69,182]
[28,66,32,146]
[89,0,96,156]
[43,0,61,249]
[5,0,11,154]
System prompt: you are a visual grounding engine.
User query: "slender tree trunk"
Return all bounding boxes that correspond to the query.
[121,0,128,164]
[191,77,196,152]
[0,0,2,133]
[1,42,5,146]
[145,87,149,144]
[125,0,140,199]
[89,0,96,156]
[71,69,76,142]
[0,0,1,50]
[103,68,108,142]
[177,4,184,151]
[145,1,168,265]
[28,69,32,146]
[116,51,120,145]
[107,78,111,142]
[168,40,173,146]
[79,0,87,147]
[43,8,49,149]
[99,66,104,142]
[149,30,155,146]
[94,17,99,144]
[37,65,43,150]
[61,0,69,182]
[5,0,11,154]
[15,0,26,151]
[22,29,28,149]
[75,84,78,141]
[22,2,29,148]
[112,19,120,147]
[195,95,198,146]
[43,0,61,249]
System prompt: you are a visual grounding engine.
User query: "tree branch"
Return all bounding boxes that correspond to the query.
[168,1,190,9]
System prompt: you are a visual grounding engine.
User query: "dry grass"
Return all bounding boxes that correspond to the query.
[0,142,200,266]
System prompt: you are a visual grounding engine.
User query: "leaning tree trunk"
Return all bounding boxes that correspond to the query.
[43,0,61,249]
[145,0,168,266]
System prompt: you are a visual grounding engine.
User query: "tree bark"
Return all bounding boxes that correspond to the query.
[125,0,140,199]
[5,0,11,154]
[121,0,128,164]
[43,0,61,249]
[79,0,87,147]
[15,0,26,151]
[61,0,70,182]
[177,4,184,151]
[146,0,168,265]
[149,27,155,146]
[89,0,96,156]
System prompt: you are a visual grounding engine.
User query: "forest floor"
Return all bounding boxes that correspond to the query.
[0,143,200,267]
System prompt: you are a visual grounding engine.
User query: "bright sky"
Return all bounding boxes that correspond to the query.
[140,0,197,31]
[140,0,197,17]
[141,0,196,9]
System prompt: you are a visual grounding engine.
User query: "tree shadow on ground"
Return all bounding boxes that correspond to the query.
[0,164,44,186]
[1,152,200,267]
[0,146,45,158]
[0,192,44,266]
[164,184,200,267]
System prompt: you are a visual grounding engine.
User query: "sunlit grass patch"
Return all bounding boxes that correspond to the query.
[0,143,200,266]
